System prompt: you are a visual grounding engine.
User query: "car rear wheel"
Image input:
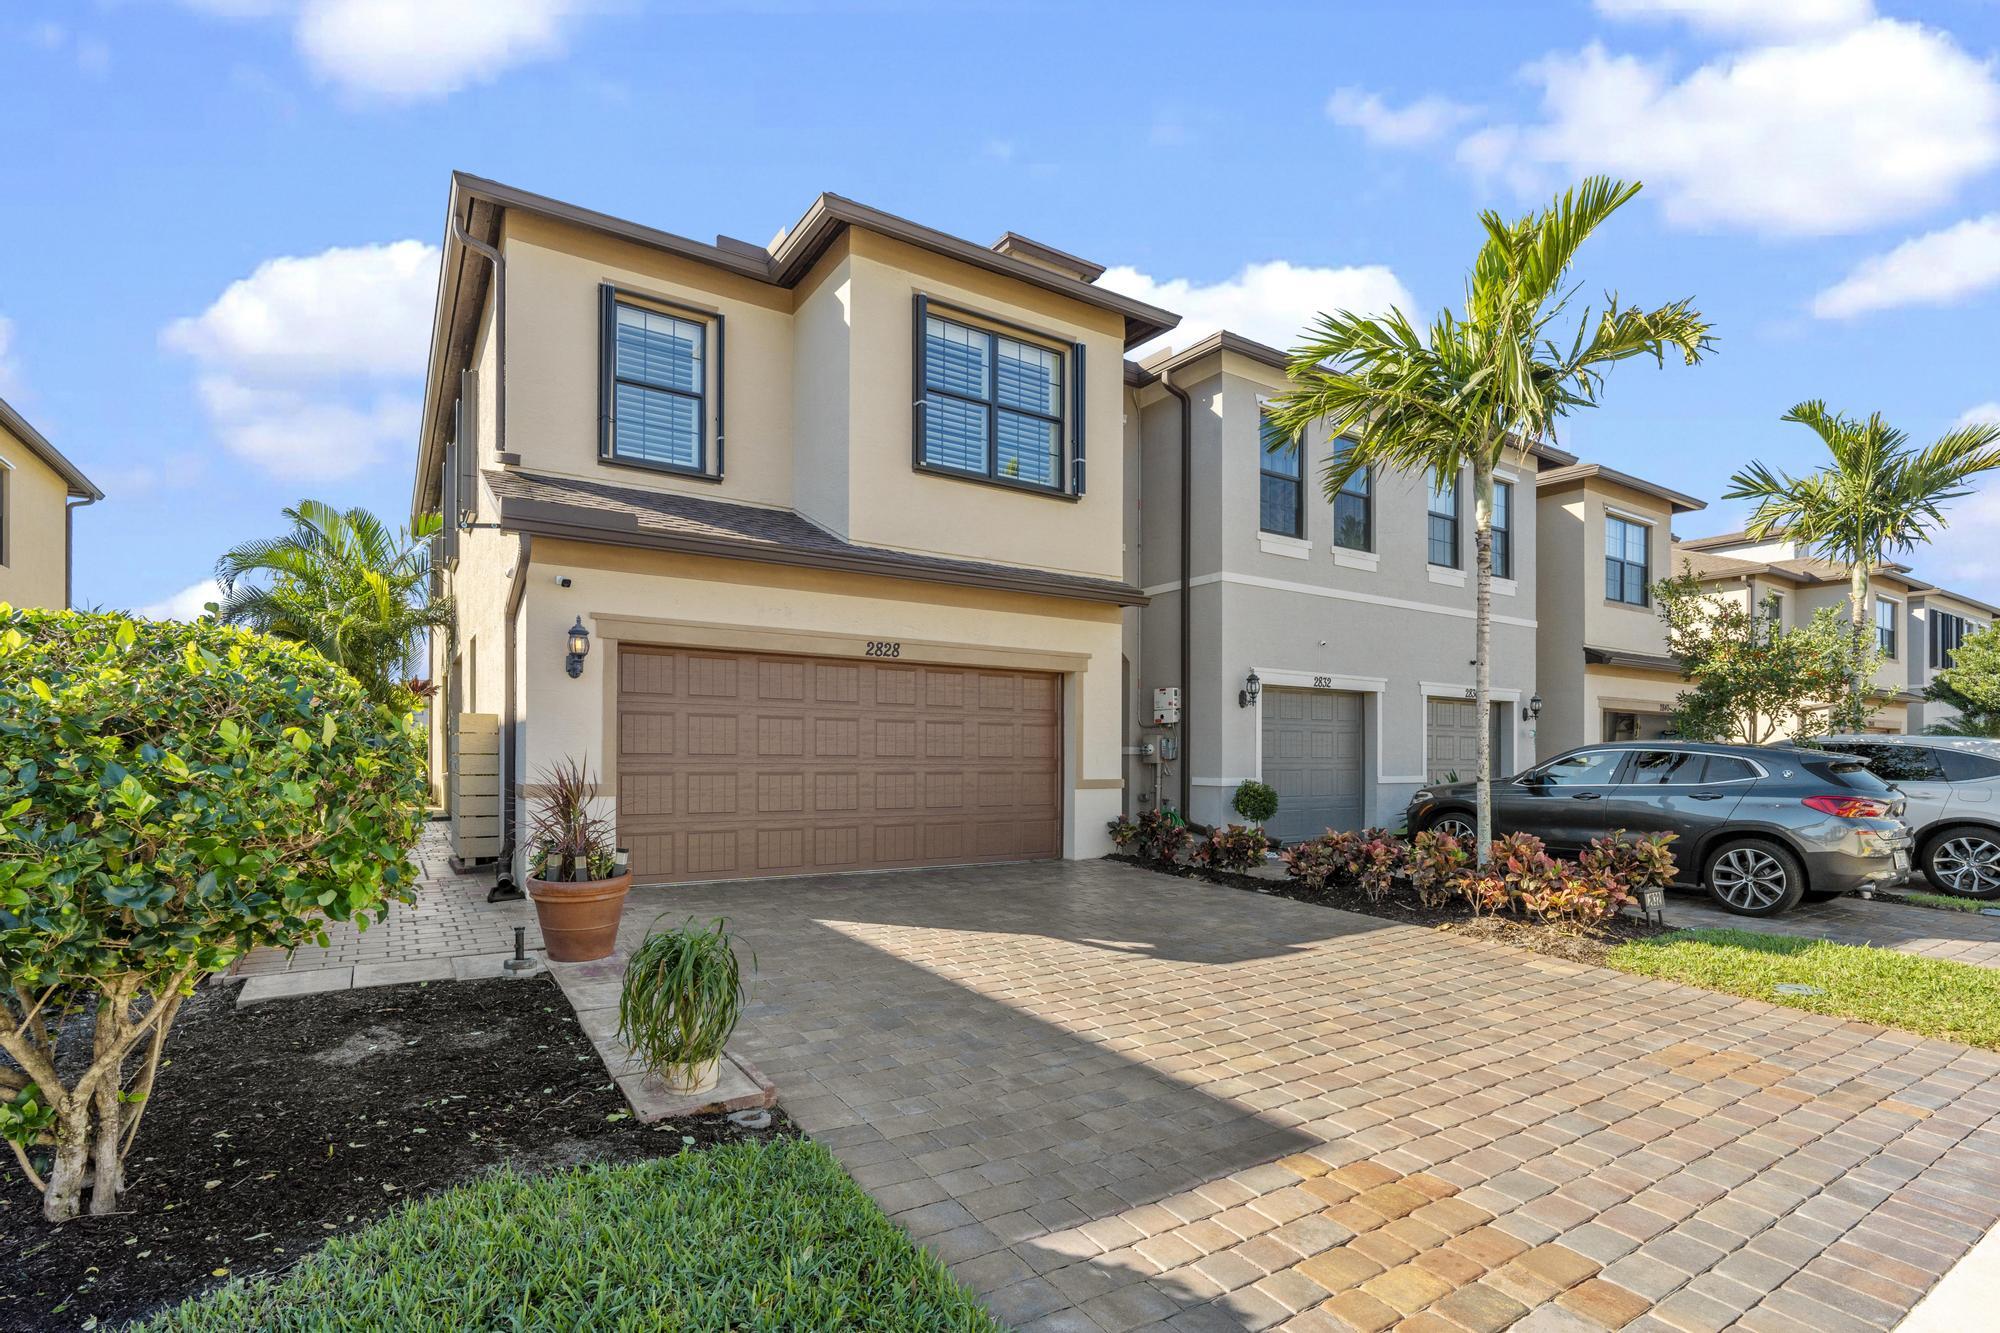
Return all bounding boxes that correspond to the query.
[1704,839,1806,916]
[1422,811,1477,843]
[1922,825,2000,899]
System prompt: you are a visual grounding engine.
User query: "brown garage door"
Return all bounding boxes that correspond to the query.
[616,646,1062,884]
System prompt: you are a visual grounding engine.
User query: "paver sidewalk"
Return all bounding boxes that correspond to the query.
[635,860,2000,1333]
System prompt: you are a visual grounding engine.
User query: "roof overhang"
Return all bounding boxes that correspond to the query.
[0,395,103,502]
[1535,462,1705,514]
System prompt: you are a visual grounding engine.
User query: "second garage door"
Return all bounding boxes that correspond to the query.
[1260,687,1364,843]
[615,646,1061,884]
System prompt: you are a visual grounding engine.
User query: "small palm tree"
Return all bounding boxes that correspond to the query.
[212,501,451,708]
[1725,404,2000,727]
[1266,177,1712,859]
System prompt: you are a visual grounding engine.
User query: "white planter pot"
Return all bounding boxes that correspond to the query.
[656,1057,721,1094]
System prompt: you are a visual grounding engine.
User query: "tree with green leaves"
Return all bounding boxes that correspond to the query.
[1265,177,1712,858]
[1924,623,2000,737]
[1654,570,1868,743]
[1725,403,2000,725]
[211,501,451,710]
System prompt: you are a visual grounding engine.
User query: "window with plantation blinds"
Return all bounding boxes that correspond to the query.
[917,301,1077,494]
[600,288,720,476]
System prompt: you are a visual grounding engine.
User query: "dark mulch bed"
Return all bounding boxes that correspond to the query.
[1110,852,1670,966]
[1,976,790,1332]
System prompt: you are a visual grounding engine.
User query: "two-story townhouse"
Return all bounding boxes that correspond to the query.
[1906,585,1997,731]
[1673,531,1925,732]
[1533,463,1706,751]
[414,174,1178,885]
[1121,331,1557,842]
[0,394,102,611]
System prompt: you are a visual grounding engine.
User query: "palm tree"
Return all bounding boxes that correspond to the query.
[1725,403,2000,727]
[211,501,451,708]
[1266,177,1712,859]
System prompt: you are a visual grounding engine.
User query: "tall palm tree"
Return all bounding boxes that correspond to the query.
[1266,177,1712,859]
[1725,403,2000,727]
[211,501,451,708]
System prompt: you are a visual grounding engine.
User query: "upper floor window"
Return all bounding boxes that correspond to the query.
[1427,471,1460,568]
[1491,479,1514,579]
[1258,414,1302,537]
[1605,514,1650,606]
[1332,439,1370,551]
[919,308,1067,492]
[1876,596,1899,658]
[1932,610,1978,670]
[600,288,721,478]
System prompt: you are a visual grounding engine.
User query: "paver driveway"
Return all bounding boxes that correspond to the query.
[630,861,2000,1331]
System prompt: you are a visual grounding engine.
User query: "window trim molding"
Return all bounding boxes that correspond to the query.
[1427,468,1462,570]
[598,283,726,483]
[1604,512,1653,608]
[912,294,1080,499]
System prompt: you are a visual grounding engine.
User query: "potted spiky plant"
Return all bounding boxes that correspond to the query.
[618,918,747,1094]
[525,757,631,962]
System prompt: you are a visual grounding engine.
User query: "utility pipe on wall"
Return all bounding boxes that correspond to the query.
[1160,371,1193,818]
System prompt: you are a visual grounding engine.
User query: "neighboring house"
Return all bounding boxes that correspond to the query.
[1905,585,1997,731]
[414,174,1175,885]
[1533,462,1706,752]
[0,395,103,610]
[1123,331,1560,841]
[1672,531,1930,733]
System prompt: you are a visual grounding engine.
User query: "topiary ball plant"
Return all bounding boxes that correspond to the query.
[618,917,748,1094]
[1232,779,1279,826]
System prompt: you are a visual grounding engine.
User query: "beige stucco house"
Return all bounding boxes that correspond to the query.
[415,174,1175,885]
[0,395,102,610]
[1533,462,1706,751]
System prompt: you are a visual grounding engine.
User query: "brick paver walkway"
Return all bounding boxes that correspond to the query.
[633,861,2000,1333]
[230,822,540,996]
[1664,889,2000,970]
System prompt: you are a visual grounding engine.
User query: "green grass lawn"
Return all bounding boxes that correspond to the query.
[141,1139,1000,1332]
[1606,928,2000,1050]
[1896,888,1994,914]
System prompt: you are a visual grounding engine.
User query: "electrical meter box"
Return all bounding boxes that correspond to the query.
[1151,687,1181,726]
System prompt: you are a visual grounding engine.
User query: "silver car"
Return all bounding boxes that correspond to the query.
[1810,735,2000,898]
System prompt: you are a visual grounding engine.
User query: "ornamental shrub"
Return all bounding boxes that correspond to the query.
[1193,823,1272,873]
[1580,830,1678,894]
[1130,808,1192,867]
[1230,780,1279,825]
[1406,830,1471,909]
[1106,816,1141,849]
[0,606,426,1221]
[1352,829,1405,903]
[1279,829,1361,891]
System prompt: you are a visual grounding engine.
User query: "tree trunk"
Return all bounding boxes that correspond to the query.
[42,1096,93,1223]
[1472,458,1495,866]
[1848,563,1870,728]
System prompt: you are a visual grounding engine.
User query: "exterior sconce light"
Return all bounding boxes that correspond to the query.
[1523,692,1543,722]
[565,616,591,678]
[1239,669,1262,709]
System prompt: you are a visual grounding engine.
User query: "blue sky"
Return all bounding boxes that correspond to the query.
[4,0,1999,614]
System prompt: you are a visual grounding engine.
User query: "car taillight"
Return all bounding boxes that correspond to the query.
[1803,794,1893,819]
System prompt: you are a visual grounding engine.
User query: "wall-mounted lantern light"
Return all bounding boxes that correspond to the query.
[565,616,591,678]
[1523,692,1543,722]
[1238,669,1262,709]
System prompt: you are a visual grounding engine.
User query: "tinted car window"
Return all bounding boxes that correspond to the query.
[1525,750,1626,787]
[1939,749,2000,782]
[1841,742,1945,781]
[1810,759,1896,794]
[1703,755,1759,783]
[1624,750,1705,784]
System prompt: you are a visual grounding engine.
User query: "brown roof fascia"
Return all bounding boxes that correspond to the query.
[0,395,103,501]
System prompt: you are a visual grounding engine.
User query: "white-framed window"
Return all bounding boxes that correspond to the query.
[1427,471,1460,568]
[1331,439,1371,552]
[1258,414,1303,537]
[1876,596,1899,658]
[1491,479,1514,579]
[1605,514,1650,606]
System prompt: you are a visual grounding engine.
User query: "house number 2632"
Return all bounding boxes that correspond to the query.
[865,641,902,658]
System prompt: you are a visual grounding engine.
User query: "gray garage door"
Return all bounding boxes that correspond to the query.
[1260,688,1364,843]
[1426,697,1507,783]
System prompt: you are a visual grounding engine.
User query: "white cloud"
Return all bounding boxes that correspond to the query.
[178,0,585,101]
[164,240,438,480]
[1593,0,1873,37]
[1958,403,2000,429]
[1100,261,1417,361]
[0,315,19,395]
[1810,214,2000,318]
[138,579,222,621]
[1326,88,1479,148]
[1461,21,2000,236]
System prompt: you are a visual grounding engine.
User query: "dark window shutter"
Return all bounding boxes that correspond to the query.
[1071,340,1086,495]
[458,370,479,521]
[440,438,460,566]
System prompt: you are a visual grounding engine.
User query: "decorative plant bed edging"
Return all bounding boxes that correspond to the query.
[0,976,790,1331]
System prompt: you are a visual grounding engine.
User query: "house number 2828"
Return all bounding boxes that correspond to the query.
[865,641,902,658]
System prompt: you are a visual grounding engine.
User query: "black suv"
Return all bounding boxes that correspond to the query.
[1405,741,1911,916]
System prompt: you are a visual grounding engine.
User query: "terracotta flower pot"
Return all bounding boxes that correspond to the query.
[526,870,632,962]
